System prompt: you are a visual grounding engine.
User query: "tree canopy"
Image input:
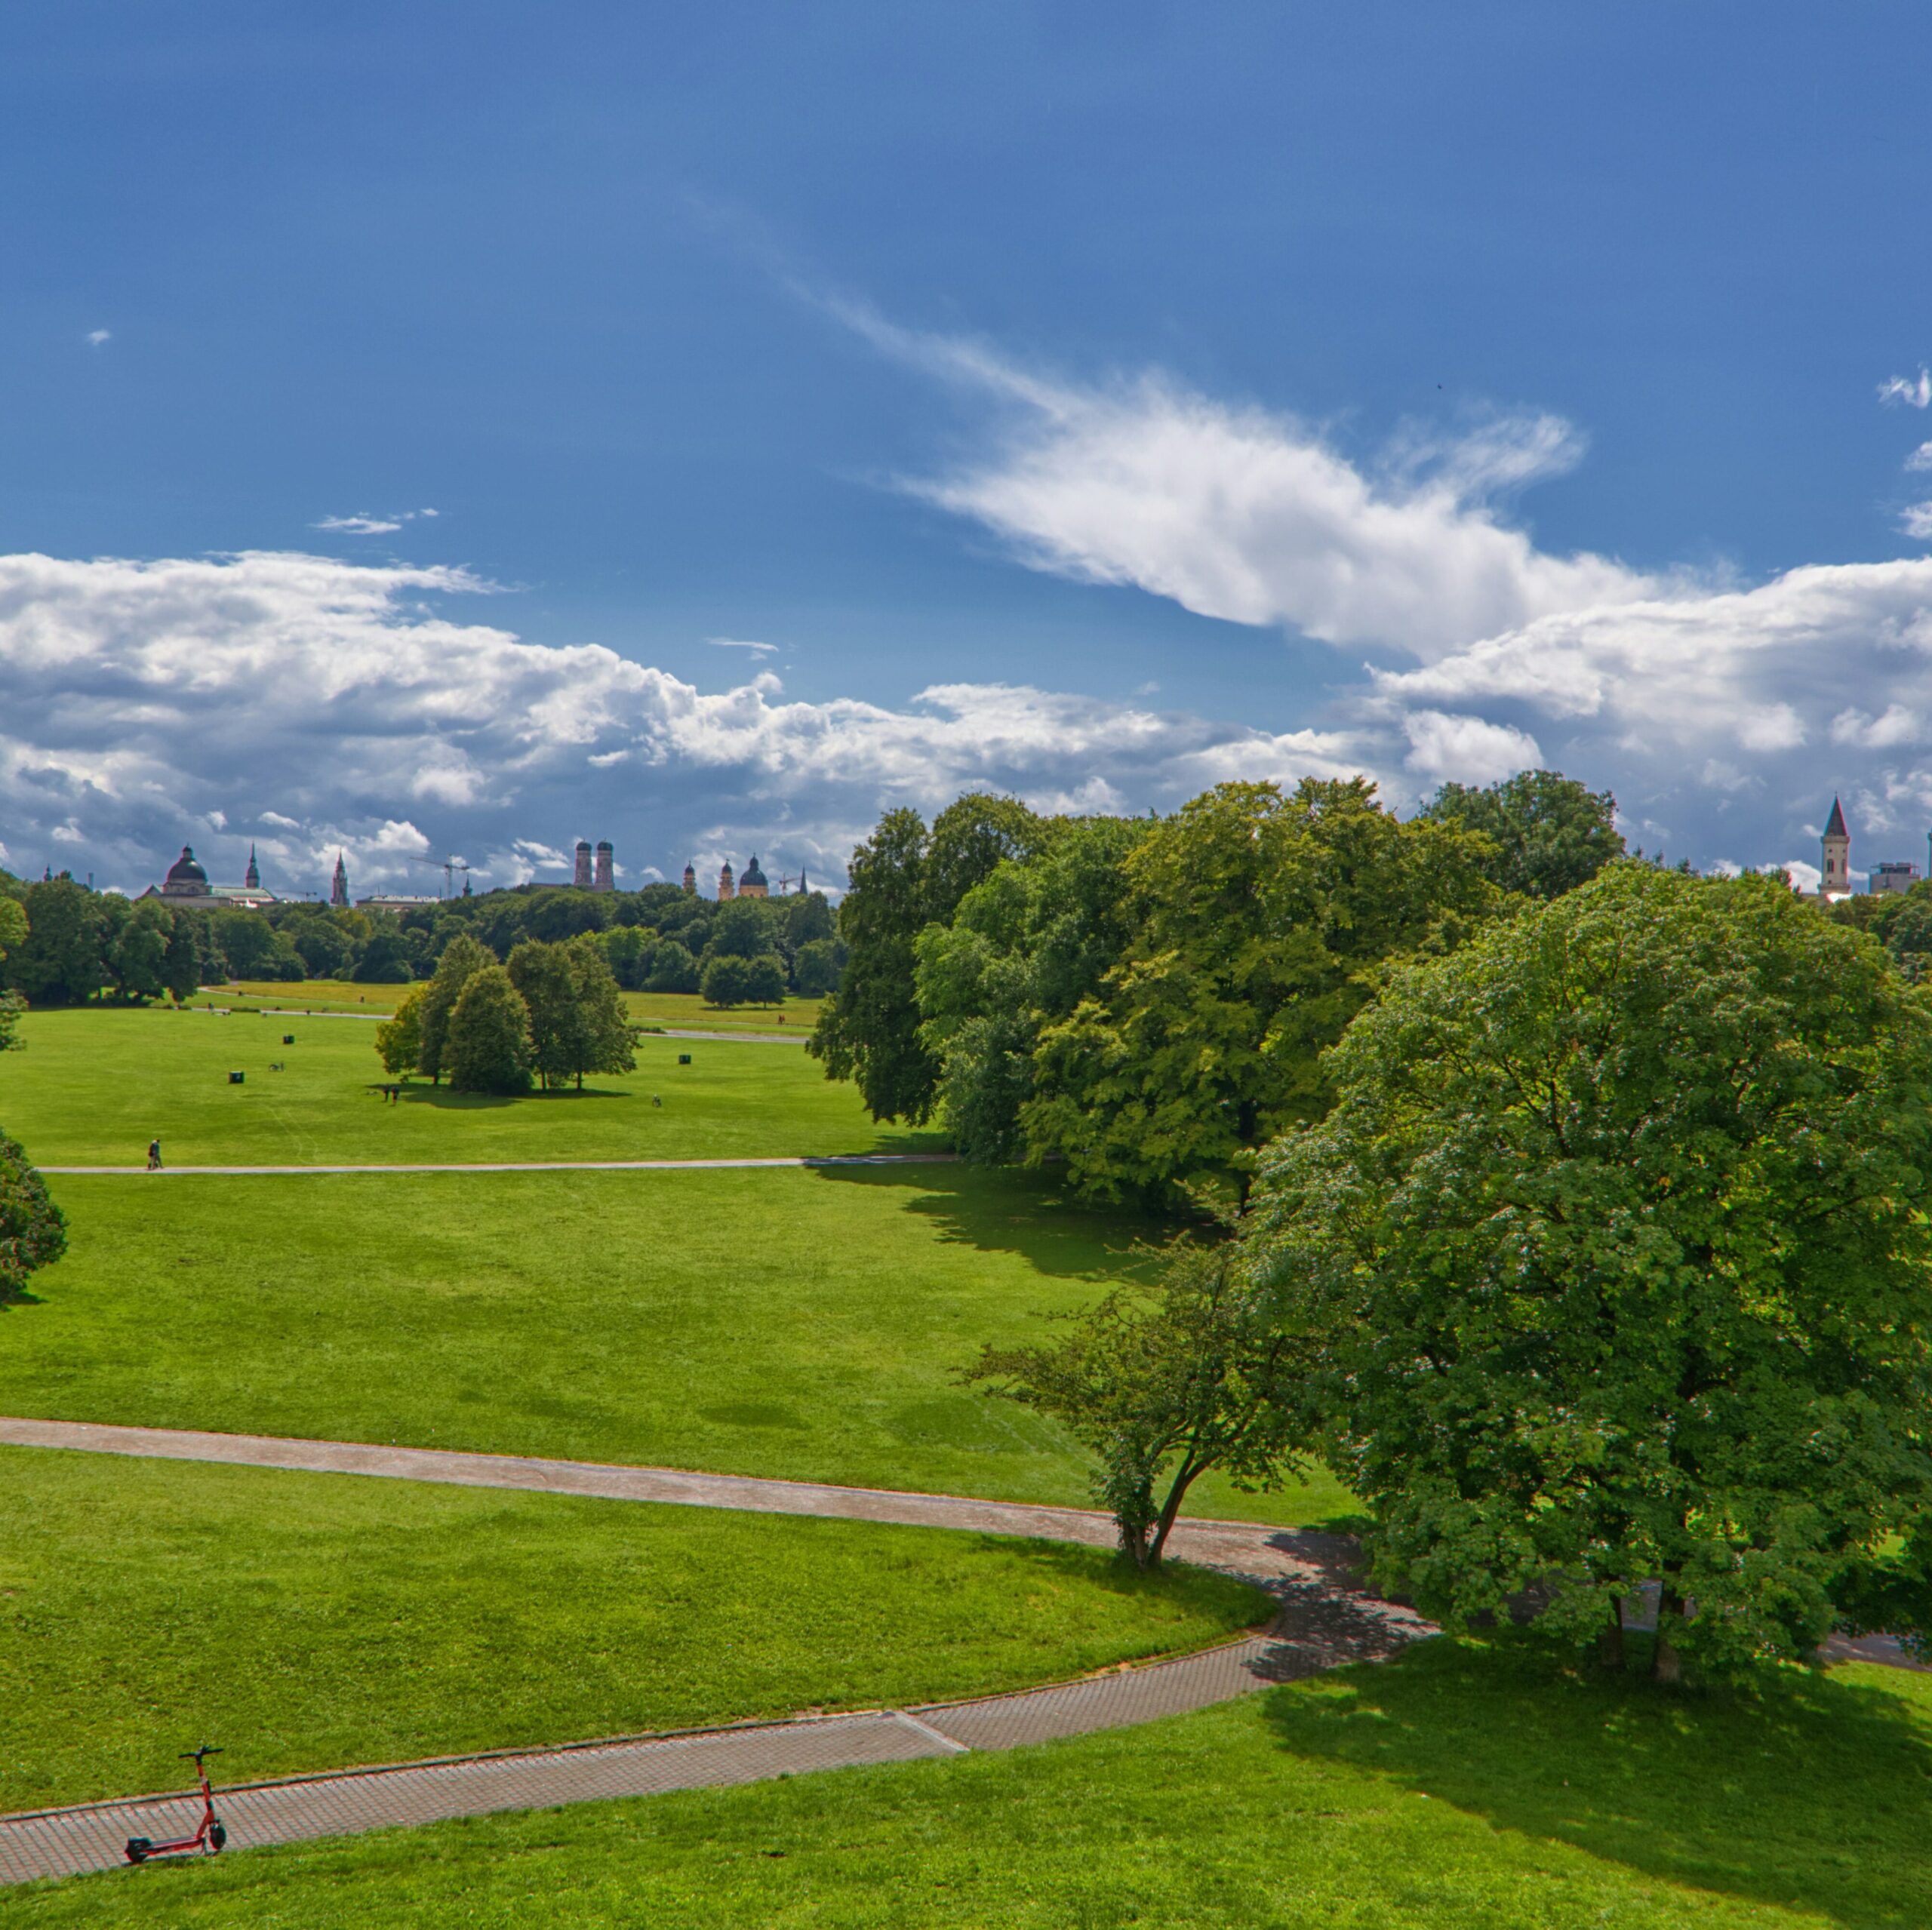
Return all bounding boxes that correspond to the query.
[1422,768,1624,901]
[1244,862,1932,1680]
[445,965,533,1095]
[0,1127,66,1302]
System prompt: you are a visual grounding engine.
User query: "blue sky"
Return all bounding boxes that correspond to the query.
[3,4,1930,898]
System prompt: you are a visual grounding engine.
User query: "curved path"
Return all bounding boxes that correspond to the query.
[0,1416,1430,1888]
[38,1153,957,1177]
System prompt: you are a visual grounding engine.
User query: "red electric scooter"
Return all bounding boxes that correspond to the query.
[125,1746,228,1864]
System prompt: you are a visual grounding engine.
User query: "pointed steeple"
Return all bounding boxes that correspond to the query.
[331,852,349,909]
[245,843,260,889]
[1824,797,1848,839]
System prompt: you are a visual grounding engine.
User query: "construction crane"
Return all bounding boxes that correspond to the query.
[776,873,798,896]
[402,853,473,899]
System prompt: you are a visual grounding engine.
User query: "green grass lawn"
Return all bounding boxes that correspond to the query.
[2,1165,1352,1526]
[0,1447,1266,1813]
[1,1006,923,1166]
[16,1637,1928,1927]
[217,980,825,1036]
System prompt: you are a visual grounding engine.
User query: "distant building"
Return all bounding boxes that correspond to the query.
[137,844,277,912]
[331,854,350,909]
[594,841,614,892]
[573,840,593,888]
[718,859,736,902]
[356,894,438,915]
[737,854,768,900]
[681,862,697,894]
[1808,798,1927,900]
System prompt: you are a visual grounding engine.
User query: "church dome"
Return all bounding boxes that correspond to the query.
[163,846,208,893]
[740,853,768,889]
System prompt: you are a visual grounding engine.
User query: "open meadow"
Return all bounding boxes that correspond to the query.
[216,979,825,1036]
[3,1006,919,1166]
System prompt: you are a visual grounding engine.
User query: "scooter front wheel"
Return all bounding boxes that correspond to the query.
[208,1820,227,1852]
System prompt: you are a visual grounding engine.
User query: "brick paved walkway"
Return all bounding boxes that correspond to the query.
[0,1418,1429,1886]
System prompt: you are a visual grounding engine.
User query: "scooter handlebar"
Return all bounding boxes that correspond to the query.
[179,1746,222,1763]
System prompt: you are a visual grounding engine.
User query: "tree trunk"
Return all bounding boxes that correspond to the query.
[1599,1596,1626,1670]
[1651,1584,1685,1685]
[1145,1455,1210,1569]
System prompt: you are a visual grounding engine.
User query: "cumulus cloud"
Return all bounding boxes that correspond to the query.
[1906,442,1932,472]
[1905,502,1932,541]
[1401,710,1544,785]
[0,550,1404,895]
[1881,369,1932,409]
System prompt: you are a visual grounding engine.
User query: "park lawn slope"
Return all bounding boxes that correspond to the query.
[2,1006,929,1166]
[3,1166,1350,1526]
[14,1638,1928,1928]
[0,1447,1266,1812]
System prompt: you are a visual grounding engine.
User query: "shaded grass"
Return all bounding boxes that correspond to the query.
[2,1006,929,1166]
[16,1640,1930,1928]
[3,1167,1350,1526]
[0,1446,1266,1812]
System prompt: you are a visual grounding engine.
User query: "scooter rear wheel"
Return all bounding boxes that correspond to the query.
[125,1838,152,1864]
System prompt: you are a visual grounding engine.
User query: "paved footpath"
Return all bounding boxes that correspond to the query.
[0,1417,1430,1887]
[38,1153,958,1177]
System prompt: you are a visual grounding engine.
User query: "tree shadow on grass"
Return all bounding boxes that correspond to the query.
[1263,1630,1932,1929]
[394,1086,629,1111]
[808,1157,1175,1282]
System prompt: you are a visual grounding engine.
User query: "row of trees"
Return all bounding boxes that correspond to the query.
[971,863,1932,1684]
[811,770,1623,1210]
[375,934,637,1094]
[0,870,847,1004]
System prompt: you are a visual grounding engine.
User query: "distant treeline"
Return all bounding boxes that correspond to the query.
[0,875,845,1006]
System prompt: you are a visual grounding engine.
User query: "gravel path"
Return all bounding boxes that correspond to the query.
[0,1417,1430,1887]
[38,1153,958,1176]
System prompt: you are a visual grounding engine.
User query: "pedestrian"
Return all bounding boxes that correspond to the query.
[146,1137,163,1171]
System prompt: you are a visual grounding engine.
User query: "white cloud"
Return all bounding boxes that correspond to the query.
[0,550,1408,896]
[315,514,405,536]
[1906,443,1932,473]
[707,638,779,656]
[1904,502,1932,541]
[314,509,440,536]
[832,302,1659,662]
[1401,710,1544,785]
[84,328,110,348]
[1881,369,1932,409]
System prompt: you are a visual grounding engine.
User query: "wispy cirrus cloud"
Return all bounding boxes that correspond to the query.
[706,637,779,656]
[1880,368,1932,409]
[314,508,440,536]
[84,328,111,348]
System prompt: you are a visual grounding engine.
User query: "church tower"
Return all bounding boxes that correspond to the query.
[718,860,736,902]
[573,840,593,889]
[681,862,697,896]
[331,853,349,908]
[245,844,260,889]
[1821,798,1850,896]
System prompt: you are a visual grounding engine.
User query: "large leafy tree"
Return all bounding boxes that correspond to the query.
[1245,863,1932,1681]
[915,814,1149,1163]
[0,893,27,1051]
[1422,767,1624,900]
[561,934,636,1088]
[445,965,533,1095]
[810,795,1046,1123]
[6,877,110,1005]
[1021,779,1499,1209]
[507,938,583,1090]
[417,934,494,1083]
[0,1128,66,1302]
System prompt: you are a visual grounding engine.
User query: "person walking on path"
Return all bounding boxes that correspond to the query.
[146,1138,162,1172]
